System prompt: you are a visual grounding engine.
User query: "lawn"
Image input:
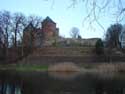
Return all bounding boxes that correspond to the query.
[0,64,49,72]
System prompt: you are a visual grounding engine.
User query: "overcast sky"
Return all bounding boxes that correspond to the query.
[0,0,125,39]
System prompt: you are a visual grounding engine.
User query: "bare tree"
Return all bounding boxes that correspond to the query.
[0,27,4,48]
[26,15,42,48]
[0,11,12,60]
[70,27,80,39]
[0,11,12,48]
[0,10,43,61]
[27,15,42,28]
[45,0,125,32]
[0,27,6,61]
[12,13,27,48]
[70,0,125,26]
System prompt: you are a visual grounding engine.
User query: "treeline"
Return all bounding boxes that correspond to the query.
[0,10,42,48]
[0,10,42,63]
[96,23,125,57]
[105,23,123,49]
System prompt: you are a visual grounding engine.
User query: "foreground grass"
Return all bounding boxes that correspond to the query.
[0,64,48,72]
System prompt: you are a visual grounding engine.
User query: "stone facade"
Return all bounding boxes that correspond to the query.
[23,17,59,47]
[42,17,59,46]
[56,38,100,47]
[23,23,36,48]
[42,17,58,39]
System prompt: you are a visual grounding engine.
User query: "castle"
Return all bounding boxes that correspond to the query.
[23,16,59,47]
[23,17,100,48]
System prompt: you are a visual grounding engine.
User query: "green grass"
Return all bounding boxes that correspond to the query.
[0,64,48,72]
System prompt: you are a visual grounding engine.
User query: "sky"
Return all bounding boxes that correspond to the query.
[0,0,124,39]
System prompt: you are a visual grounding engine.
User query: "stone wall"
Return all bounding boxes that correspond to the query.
[56,38,100,47]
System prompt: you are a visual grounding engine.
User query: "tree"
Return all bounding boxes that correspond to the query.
[12,13,27,48]
[0,27,4,48]
[71,0,125,29]
[0,27,6,61]
[0,11,14,62]
[0,10,43,62]
[0,11,12,60]
[105,23,123,48]
[95,39,104,55]
[0,11,12,48]
[27,15,42,28]
[70,27,80,39]
[45,0,125,32]
[78,35,82,39]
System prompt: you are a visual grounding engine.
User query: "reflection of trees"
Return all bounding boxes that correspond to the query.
[0,72,125,94]
[0,83,21,94]
[95,81,124,94]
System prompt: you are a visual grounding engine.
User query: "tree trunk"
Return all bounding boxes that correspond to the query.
[14,29,17,48]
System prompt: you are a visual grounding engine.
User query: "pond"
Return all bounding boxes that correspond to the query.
[0,70,125,94]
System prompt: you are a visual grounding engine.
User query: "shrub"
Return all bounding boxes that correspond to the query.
[95,39,104,55]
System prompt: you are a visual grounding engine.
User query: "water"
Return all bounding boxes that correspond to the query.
[0,70,125,94]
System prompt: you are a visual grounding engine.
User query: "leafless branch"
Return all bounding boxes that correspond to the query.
[70,0,125,32]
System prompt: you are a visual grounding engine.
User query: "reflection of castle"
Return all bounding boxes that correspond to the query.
[23,16,100,47]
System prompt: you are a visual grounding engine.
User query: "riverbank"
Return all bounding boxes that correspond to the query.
[0,62,125,73]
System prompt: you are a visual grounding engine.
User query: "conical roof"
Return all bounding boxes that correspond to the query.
[24,23,35,32]
[43,16,56,24]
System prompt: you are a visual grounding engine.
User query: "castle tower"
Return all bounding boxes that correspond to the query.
[23,17,59,47]
[42,16,59,46]
[42,17,59,39]
[23,23,36,48]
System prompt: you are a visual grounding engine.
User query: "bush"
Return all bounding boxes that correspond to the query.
[95,39,104,55]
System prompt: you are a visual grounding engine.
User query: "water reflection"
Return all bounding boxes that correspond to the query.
[0,70,125,94]
[0,84,21,94]
[48,71,81,79]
